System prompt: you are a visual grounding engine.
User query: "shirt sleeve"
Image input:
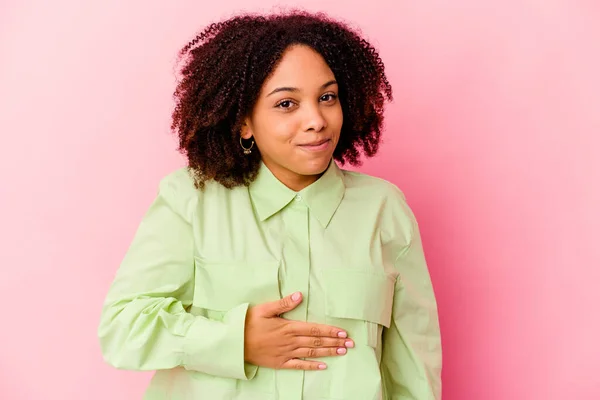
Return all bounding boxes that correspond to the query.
[381,212,443,399]
[97,172,257,380]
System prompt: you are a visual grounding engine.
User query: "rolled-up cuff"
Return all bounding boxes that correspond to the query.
[182,302,256,380]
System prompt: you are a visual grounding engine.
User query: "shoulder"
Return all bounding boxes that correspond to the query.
[341,169,408,205]
[158,167,196,194]
[156,167,201,222]
[156,167,241,220]
[341,169,417,240]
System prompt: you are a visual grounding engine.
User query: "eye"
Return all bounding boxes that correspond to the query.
[275,100,296,110]
[320,93,338,102]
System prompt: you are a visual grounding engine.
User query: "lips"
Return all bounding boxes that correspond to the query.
[301,139,330,146]
[297,138,331,152]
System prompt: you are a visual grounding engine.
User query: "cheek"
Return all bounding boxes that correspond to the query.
[326,103,343,124]
[254,120,296,151]
[266,119,297,143]
[328,107,343,136]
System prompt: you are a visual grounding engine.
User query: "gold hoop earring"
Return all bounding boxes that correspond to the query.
[240,137,254,155]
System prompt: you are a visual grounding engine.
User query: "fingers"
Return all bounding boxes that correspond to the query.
[291,346,348,359]
[287,322,347,339]
[281,359,328,371]
[280,343,351,371]
[260,292,303,317]
[295,336,354,349]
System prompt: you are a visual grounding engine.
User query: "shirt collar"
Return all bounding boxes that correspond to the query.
[248,159,345,228]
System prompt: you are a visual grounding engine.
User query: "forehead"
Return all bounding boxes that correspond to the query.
[262,45,335,90]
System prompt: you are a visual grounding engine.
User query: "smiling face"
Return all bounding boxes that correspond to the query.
[241,44,343,191]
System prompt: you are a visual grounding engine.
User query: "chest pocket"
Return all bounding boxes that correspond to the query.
[322,269,396,348]
[187,258,280,394]
[192,257,282,313]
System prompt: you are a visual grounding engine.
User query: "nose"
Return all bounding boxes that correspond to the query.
[302,103,327,132]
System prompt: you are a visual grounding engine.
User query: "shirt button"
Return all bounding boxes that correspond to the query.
[295,194,302,201]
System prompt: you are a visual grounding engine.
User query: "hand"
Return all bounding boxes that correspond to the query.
[244,292,354,371]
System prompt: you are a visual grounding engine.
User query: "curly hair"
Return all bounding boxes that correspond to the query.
[171,10,393,189]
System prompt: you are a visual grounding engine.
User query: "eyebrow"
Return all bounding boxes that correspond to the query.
[266,79,338,97]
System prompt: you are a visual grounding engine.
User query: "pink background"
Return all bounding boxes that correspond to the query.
[1,1,599,399]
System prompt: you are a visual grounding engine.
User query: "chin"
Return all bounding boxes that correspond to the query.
[298,157,332,176]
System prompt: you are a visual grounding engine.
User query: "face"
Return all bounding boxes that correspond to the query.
[241,44,343,191]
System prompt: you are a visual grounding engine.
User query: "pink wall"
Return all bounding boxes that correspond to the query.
[1,1,599,399]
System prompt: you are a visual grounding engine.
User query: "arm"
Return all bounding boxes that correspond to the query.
[381,215,442,399]
[97,173,256,380]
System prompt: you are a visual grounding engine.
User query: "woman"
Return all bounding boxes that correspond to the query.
[98,10,442,400]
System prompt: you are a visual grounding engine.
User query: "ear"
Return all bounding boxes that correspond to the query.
[240,119,253,139]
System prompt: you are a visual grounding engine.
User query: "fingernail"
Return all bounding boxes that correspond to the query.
[345,340,354,348]
[336,348,347,355]
[292,292,301,302]
[318,364,327,370]
[337,331,347,338]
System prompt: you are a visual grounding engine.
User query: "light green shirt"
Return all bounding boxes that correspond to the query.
[98,160,442,399]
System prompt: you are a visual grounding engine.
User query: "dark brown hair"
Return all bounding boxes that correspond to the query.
[171,10,393,189]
